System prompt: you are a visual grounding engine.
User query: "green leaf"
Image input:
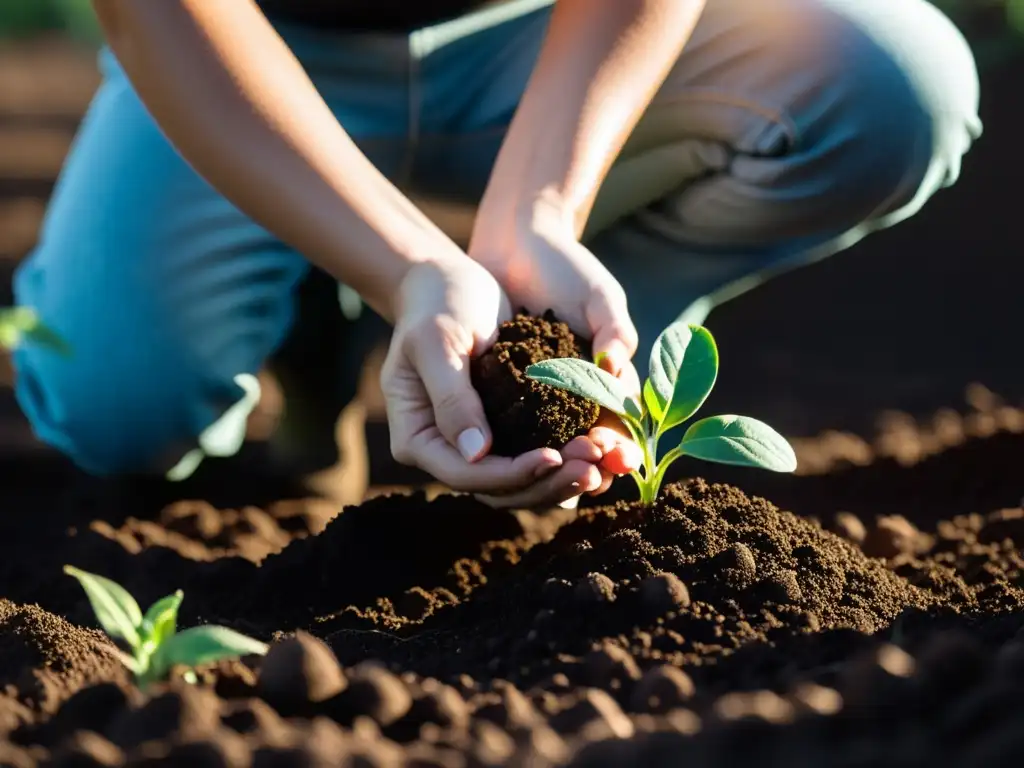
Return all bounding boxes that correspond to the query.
[141,591,183,649]
[198,373,261,457]
[643,379,664,423]
[0,307,71,355]
[165,373,261,482]
[63,566,142,648]
[648,323,718,432]
[165,448,205,482]
[112,648,141,675]
[152,625,268,677]
[525,358,637,419]
[679,415,797,473]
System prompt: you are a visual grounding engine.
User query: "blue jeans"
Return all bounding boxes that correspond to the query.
[12,0,981,476]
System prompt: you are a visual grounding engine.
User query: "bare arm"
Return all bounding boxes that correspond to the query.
[476,0,707,236]
[92,0,463,321]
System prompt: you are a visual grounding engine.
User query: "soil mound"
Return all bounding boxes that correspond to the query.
[325,480,963,694]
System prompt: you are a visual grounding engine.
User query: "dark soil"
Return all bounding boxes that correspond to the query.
[2,403,1024,765]
[470,311,600,457]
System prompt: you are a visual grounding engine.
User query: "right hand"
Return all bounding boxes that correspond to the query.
[381,257,637,508]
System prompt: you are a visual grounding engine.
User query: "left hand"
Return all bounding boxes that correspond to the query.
[469,196,643,505]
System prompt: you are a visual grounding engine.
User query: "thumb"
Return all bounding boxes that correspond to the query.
[410,328,492,463]
[587,291,638,377]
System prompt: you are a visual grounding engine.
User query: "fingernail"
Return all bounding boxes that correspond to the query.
[457,428,486,461]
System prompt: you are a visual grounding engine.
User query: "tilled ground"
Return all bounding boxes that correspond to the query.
[0,397,1022,767]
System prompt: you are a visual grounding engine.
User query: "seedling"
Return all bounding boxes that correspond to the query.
[64,566,268,688]
[525,322,796,505]
[0,306,70,355]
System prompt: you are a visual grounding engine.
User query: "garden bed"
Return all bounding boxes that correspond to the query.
[0,315,1023,767]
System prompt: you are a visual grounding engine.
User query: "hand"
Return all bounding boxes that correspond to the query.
[381,257,640,509]
[469,195,639,378]
[468,196,643,504]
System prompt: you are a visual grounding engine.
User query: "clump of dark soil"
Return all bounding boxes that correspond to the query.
[471,311,600,456]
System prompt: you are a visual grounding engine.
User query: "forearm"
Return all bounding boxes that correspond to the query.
[92,0,459,321]
[478,0,706,236]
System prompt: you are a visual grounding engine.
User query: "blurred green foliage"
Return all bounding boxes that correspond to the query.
[934,0,1024,33]
[0,0,100,43]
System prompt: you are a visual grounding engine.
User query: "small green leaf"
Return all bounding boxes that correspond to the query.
[648,323,718,432]
[165,448,205,482]
[198,373,261,457]
[643,380,664,423]
[63,566,142,648]
[141,591,183,649]
[112,648,141,675]
[525,358,636,418]
[679,415,797,473]
[153,625,268,676]
[0,307,71,355]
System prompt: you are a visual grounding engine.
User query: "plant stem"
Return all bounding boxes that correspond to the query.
[651,446,684,498]
[639,428,658,505]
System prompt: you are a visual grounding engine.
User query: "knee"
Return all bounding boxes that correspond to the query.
[10,329,246,476]
[814,0,982,215]
[11,270,246,476]
[13,346,186,476]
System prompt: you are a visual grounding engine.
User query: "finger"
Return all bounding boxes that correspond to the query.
[560,435,603,463]
[587,469,616,497]
[600,442,643,476]
[587,292,638,378]
[588,426,643,470]
[476,461,602,509]
[409,319,493,462]
[411,434,565,493]
[596,410,634,435]
[615,361,642,400]
[588,425,623,454]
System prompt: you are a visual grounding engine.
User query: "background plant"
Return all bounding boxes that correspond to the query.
[526,322,796,505]
[0,306,69,355]
[65,566,268,688]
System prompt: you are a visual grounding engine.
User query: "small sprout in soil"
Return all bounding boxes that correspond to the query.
[525,322,796,505]
[0,306,70,355]
[64,566,268,688]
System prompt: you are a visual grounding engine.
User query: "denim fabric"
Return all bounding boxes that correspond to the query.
[12,0,981,475]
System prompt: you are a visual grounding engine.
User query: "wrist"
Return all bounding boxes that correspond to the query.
[473,185,583,253]
[322,186,470,323]
[379,236,469,321]
[527,187,588,239]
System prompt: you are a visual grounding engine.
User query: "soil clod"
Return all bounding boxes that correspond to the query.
[470,311,600,456]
